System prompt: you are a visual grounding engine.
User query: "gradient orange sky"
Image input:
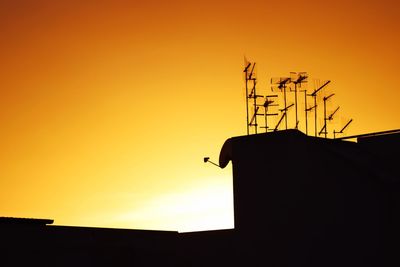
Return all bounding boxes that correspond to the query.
[0,0,399,232]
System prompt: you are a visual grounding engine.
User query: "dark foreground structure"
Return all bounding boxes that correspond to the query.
[2,130,400,266]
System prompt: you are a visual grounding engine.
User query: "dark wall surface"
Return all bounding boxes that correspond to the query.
[0,224,179,267]
[220,130,400,266]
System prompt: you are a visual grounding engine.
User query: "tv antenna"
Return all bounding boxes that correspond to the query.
[259,95,279,132]
[244,60,262,134]
[318,94,337,138]
[334,118,353,139]
[290,72,308,129]
[301,89,313,135]
[271,77,291,130]
[243,61,252,135]
[274,103,294,131]
[309,80,331,137]
[249,75,264,134]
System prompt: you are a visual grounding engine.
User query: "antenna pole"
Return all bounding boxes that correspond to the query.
[290,72,307,131]
[310,80,331,137]
[323,98,327,138]
[314,95,317,137]
[262,95,278,133]
[274,113,285,131]
[244,63,251,135]
[246,63,258,134]
[264,96,269,133]
[294,83,298,129]
[302,90,308,135]
[245,76,249,135]
[322,93,335,138]
[253,80,258,134]
[249,107,259,127]
[264,99,267,133]
[275,103,293,131]
[283,84,288,130]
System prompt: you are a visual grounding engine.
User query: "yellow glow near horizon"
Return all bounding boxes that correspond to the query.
[105,174,234,232]
[0,0,399,231]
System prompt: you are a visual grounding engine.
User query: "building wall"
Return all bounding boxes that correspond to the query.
[0,225,179,266]
[220,130,398,266]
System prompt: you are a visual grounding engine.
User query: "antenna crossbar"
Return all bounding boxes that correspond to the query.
[249,107,260,126]
[334,119,353,139]
[311,80,331,96]
[279,103,294,112]
[274,113,286,132]
[328,106,340,121]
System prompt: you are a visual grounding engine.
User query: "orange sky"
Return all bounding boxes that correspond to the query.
[0,0,399,232]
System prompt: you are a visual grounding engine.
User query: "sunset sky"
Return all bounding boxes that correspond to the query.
[0,0,399,232]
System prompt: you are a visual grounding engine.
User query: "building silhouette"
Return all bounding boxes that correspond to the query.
[2,130,399,266]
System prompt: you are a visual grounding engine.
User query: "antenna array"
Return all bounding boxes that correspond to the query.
[242,60,352,138]
[260,95,279,132]
[290,72,308,129]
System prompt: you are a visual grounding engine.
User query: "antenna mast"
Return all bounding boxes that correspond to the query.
[259,95,279,132]
[243,61,252,135]
[319,93,335,138]
[310,80,331,137]
[244,60,263,134]
[271,77,291,130]
[290,72,308,129]
[334,119,353,139]
[274,103,294,131]
[301,89,311,135]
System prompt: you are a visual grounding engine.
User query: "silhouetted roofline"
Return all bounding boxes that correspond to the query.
[336,129,400,140]
[0,217,54,226]
[219,130,308,168]
[219,128,400,169]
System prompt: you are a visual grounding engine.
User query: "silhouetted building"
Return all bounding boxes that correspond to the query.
[0,217,53,226]
[1,219,178,266]
[2,130,399,266]
[216,130,400,266]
